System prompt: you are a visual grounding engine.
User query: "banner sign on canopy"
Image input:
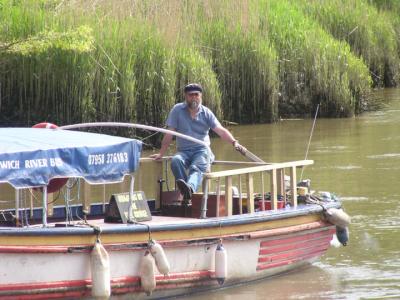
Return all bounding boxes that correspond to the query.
[0,128,142,188]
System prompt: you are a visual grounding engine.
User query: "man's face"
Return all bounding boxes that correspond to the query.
[185,92,202,110]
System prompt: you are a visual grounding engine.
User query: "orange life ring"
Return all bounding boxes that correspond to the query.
[32,122,68,193]
[32,122,59,129]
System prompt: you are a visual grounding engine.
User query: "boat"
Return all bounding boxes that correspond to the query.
[0,123,350,299]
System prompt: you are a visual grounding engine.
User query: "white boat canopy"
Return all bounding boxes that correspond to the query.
[0,128,142,189]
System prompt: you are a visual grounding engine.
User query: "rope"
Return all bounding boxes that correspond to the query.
[305,194,326,211]
[128,220,153,242]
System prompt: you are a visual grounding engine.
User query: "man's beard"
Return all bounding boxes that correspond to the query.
[188,101,199,110]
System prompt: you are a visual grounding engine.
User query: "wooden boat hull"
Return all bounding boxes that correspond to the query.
[0,203,338,299]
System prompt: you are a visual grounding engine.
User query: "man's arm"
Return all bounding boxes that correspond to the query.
[149,127,176,160]
[212,125,236,144]
[212,125,247,155]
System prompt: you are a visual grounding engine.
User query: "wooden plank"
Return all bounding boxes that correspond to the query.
[290,166,298,207]
[212,161,272,166]
[225,176,233,216]
[246,173,254,213]
[139,157,271,166]
[205,160,314,179]
[270,169,278,210]
[277,168,286,202]
[277,169,283,197]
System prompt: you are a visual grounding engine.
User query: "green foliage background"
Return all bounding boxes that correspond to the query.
[1,0,399,136]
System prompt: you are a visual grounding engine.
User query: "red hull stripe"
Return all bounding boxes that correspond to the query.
[258,238,331,263]
[0,279,90,292]
[259,227,335,248]
[0,291,90,300]
[259,235,332,255]
[249,221,330,239]
[257,248,328,271]
[111,279,217,296]
[0,270,214,298]
[256,224,334,272]
[0,246,73,254]
[258,242,330,264]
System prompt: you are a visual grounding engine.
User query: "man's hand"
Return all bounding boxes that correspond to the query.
[149,153,163,161]
[233,141,247,155]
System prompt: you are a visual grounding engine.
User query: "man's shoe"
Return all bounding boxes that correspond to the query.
[176,179,193,200]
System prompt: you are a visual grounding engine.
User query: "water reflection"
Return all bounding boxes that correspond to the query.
[188,266,337,300]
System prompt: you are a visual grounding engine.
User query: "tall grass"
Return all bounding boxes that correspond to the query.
[299,0,400,87]
[0,1,221,133]
[201,21,279,123]
[0,0,398,133]
[174,46,222,118]
[370,0,400,60]
[260,0,371,117]
[0,26,94,125]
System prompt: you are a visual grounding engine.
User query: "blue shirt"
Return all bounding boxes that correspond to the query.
[166,102,221,151]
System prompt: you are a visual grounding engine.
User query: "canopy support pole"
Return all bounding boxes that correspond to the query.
[15,189,20,227]
[42,186,48,227]
[200,179,209,219]
[128,175,135,223]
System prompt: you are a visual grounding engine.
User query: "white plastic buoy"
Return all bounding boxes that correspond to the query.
[325,208,351,228]
[336,226,349,246]
[330,233,342,248]
[215,241,227,285]
[149,240,170,275]
[140,250,156,296]
[91,241,111,299]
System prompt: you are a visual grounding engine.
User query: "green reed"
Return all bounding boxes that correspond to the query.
[298,0,400,87]
[259,0,371,117]
[0,0,398,133]
[174,46,222,117]
[201,21,279,123]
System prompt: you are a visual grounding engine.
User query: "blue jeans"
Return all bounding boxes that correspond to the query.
[170,148,214,192]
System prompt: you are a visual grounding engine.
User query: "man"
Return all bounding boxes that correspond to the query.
[150,83,246,200]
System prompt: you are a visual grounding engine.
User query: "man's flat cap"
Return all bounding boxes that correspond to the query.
[184,83,203,93]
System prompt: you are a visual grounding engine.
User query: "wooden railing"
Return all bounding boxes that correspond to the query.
[140,157,313,218]
[200,160,313,218]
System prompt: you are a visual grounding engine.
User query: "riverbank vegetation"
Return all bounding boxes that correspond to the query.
[1,0,399,132]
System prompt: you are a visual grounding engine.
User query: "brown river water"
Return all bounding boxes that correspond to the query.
[0,89,399,299]
[178,88,400,300]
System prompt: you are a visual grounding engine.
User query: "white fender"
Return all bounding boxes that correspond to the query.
[215,242,227,285]
[140,250,156,295]
[325,208,351,228]
[90,241,111,299]
[150,240,170,275]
